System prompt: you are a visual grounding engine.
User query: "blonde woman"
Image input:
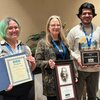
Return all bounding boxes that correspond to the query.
[35,15,71,100]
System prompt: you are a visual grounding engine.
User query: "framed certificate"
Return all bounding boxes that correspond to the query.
[55,60,77,100]
[5,53,33,86]
[80,50,100,66]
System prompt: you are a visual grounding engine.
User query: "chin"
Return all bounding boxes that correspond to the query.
[11,37,18,40]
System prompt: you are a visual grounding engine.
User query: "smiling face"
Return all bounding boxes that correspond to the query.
[80,9,93,26]
[6,20,20,41]
[48,18,61,40]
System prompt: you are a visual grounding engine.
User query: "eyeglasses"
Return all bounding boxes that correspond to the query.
[49,24,61,28]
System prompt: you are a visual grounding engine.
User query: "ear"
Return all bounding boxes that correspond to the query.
[79,15,82,20]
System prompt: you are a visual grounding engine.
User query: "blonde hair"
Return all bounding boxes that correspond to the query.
[45,15,68,47]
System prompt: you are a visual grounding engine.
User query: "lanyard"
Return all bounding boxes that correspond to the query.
[5,44,21,55]
[81,23,93,48]
[52,40,66,60]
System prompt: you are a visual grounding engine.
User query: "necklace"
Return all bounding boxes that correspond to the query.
[52,40,66,60]
[81,23,93,48]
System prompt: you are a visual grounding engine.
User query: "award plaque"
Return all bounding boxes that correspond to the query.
[80,50,100,66]
[55,60,77,100]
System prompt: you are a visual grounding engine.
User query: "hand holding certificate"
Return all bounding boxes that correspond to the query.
[0,53,33,91]
[27,56,36,71]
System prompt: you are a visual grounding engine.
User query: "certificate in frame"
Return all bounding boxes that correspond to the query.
[5,53,33,86]
[80,50,100,66]
[55,60,77,100]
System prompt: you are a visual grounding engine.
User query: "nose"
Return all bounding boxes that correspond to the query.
[12,28,16,31]
[55,25,58,28]
[85,13,90,17]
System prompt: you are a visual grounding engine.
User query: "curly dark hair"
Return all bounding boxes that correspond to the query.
[77,2,97,18]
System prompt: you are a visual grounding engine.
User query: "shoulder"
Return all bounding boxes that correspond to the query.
[24,45,31,51]
[68,25,80,36]
[95,25,100,30]
[19,42,31,55]
[35,39,47,54]
[69,24,81,32]
[38,39,45,43]
[19,41,30,50]
[0,40,7,51]
[92,24,100,32]
[37,39,46,46]
[67,25,80,38]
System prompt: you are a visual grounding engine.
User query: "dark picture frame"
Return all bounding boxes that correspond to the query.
[80,50,100,66]
[55,60,77,100]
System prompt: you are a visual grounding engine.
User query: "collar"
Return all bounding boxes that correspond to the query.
[0,39,23,46]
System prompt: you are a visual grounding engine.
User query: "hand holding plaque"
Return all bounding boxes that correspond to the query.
[80,50,100,66]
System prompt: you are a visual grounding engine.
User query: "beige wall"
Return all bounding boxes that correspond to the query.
[0,0,100,44]
[0,1,100,100]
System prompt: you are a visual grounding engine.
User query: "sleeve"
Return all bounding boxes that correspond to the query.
[35,39,49,69]
[0,47,3,57]
[25,45,32,56]
[0,45,7,57]
[67,30,80,60]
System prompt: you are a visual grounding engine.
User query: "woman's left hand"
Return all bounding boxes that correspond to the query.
[27,56,36,71]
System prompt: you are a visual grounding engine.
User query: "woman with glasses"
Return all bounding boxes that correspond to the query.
[0,17,36,100]
[35,15,71,100]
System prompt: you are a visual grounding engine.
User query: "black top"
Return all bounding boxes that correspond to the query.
[52,40,70,60]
